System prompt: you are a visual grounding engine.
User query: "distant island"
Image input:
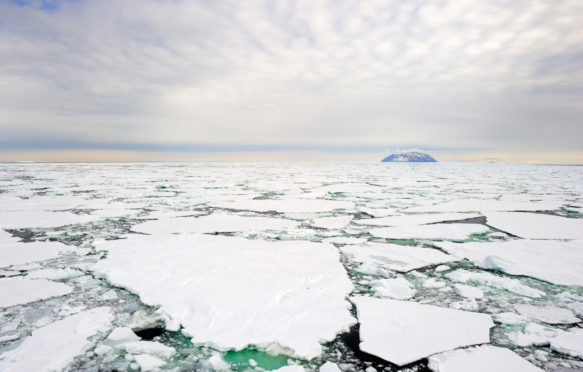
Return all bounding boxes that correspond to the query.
[381,152,437,162]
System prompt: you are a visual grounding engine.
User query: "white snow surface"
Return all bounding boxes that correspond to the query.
[355,213,480,227]
[370,223,488,240]
[446,269,544,298]
[438,239,583,286]
[0,230,73,268]
[514,304,579,324]
[341,242,455,272]
[428,345,543,372]
[212,198,354,213]
[371,277,416,300]
[0,307,113,372]
[353,296,494,366]
[93,234,355,359]
[485,212,583,239]
[132,213,298,234]
[312,216,352,229]
[0,278,72,307]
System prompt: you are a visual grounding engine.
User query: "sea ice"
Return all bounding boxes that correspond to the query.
[352,296,494,366]
[423,278,446,289]
[438,239,583,286]
[212,198,354,213]
[370,223,489,240]
[312,216,352,229]
[551,328,583,358]
[428,345,543,372]
[133,354,166,371]
[0,278,72,308]
[132,213,298,234]
[27,268,84,280]
[93,234,355,359]
[0,307,113,372]
[514,304,579,324]
[484,212,583,239]
[454,284,484,299]
[354,213,480,227]
[319,361,342,372]
[370,278,416,300]
[445,269,544,298]
[341,242,455,272]
[118,341,175,359]
[0,230,73,268]
[406,199,562,213]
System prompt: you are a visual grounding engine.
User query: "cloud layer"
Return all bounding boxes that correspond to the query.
[1,0,582,156]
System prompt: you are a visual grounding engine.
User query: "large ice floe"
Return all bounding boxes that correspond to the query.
[438,239,583,286]
[352,296,494,366]
[93,233,355,359]
[0,278,72,308]
[369,223,489,240]
[0,307,113,371]
[484,212,583,239]
[428,345,543,372]
[0,230,73,268]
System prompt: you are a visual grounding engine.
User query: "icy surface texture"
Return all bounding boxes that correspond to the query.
[0,162,582,371]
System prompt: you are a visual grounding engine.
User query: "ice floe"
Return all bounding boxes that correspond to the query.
[445,269,544,298]
[428,345,543,372]
[312,216,352,229]
[0,307,113,372]
[212,198,354,213]
[354,213,480,227]
[438,239,583,286]
[514,304,579,324]
[0,230,73,268]
[484,212,583,239]
[352,296,494,366]
[132,213,298,234]
[370,277,416,299]
[93,234,355,359]
[370,223,489,240]
[341,242,455,272]
[0,278,72,308]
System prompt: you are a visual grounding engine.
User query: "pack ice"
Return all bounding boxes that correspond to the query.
[93,234,355,359]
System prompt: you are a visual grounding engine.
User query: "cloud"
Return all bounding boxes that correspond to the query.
[0,0,582,155]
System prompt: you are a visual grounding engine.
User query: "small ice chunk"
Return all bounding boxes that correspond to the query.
[249,358,258,367]
[206,354,231,371]
[0,307,113,372]
[454,284,484,299]
[493,312,527,325]
[94,344,113,355]
[352,296,494,366]
[507,323,559,347]
[0,278,72,308]
[551,328,583,358]
[446,269,544,298]
[119,341,175,359]
[106,327,140,345]
[484,212,583,240]
[423,278,446,289]
[514,304,579,324]
[370,224,489,240]
[274,366,305,372]
[341,242,455,272]
[313,216,352,229]
[371,278,416,300]
[435,265,450,272]
[102,289,118,300]
[128,310,159,331]
[133,354,166,371]
[428,345,543,372]
[320,361,341,372]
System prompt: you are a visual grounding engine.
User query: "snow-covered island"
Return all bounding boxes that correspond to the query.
[382,151,437,162]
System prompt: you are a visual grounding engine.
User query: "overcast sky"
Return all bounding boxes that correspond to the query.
[0,0,582,161]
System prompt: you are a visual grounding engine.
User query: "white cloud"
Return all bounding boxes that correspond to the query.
[0,0,582,152]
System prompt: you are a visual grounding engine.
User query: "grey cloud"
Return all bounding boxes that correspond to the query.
[0,0,582,153]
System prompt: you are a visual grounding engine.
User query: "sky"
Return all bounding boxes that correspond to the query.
[0,0,582,162]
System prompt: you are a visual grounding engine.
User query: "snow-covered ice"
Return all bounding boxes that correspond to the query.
[446,269,544,298]
[438,239,583,286]
[370,277,416,300]
[370,223,489,240]
[0,307,113,372]
[485,212,583,239]
[355,213,480,227]
[514,304,579,324]
[0,278,72,307]
[428,345,543,372]
[93,234,355,359]
[352,296,494,366]
[0,230,73,268]
[341,242,455,272]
